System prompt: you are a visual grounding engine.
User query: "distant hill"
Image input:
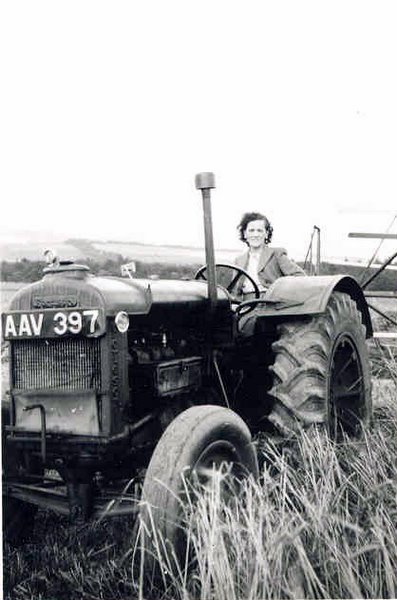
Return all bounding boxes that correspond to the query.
[0,237,238,265]
[0,241,87,262]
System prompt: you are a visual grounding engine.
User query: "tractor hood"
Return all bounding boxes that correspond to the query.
[8,267,231,317]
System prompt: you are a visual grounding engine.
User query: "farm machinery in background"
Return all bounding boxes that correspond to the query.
[304,224,397,341]
[2,173,375,567]
[348,230,397,337]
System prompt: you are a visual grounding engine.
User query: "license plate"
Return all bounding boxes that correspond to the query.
[2,308,105,339]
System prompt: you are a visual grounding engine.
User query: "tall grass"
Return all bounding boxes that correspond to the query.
[4,372,397,600]
[137,393,397,599]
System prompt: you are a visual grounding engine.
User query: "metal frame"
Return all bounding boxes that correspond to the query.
[348,232,396,337]
[304,226,321,275]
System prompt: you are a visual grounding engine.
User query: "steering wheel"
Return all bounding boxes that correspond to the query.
[234,297,269,318]
[194,263,260,304]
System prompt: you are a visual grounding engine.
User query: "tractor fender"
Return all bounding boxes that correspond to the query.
[257,275,373,338]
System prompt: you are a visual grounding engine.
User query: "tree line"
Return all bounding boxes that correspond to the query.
[319,262,396,291]
[1,258,395,289]
[0,258,199,282]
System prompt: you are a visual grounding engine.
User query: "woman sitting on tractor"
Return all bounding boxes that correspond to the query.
[235,211,305,298]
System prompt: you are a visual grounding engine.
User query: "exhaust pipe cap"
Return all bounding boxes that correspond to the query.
[195,172,216,190]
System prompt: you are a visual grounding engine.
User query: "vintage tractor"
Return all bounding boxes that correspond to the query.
[2,173,372,558]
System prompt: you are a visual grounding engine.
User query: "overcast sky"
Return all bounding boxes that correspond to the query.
[1,1,396,262]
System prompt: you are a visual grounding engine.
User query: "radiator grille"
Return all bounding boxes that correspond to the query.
[11,338,102,391]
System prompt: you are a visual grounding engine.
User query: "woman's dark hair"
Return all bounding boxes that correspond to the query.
[237,212,273,245]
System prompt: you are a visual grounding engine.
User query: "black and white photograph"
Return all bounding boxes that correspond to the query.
[1,2,396,598]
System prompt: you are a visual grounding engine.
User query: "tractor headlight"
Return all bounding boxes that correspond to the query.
[115,311,129,333]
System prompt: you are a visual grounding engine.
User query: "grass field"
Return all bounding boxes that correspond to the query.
[2,282,396,599]
[3,378,396,600]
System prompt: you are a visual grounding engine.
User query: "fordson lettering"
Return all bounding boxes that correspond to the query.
[2,308,104,339]
[32,295,78,309]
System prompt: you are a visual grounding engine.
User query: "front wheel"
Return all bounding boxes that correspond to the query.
[138,405,258,583]
[268,291,372,438]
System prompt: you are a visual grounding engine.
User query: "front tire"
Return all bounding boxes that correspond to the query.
[138,405,258,582]
[268,291,372,438]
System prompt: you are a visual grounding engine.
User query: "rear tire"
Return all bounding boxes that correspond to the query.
[268,291,372,438]
[137,405,258,584]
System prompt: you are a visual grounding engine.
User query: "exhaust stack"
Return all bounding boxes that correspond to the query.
[195,172,217,314]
